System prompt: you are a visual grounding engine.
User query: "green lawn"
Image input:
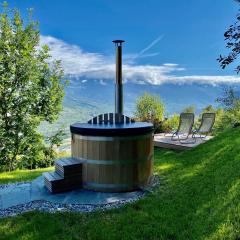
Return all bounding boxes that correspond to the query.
[0,167,53,185]
[0,128,240,240]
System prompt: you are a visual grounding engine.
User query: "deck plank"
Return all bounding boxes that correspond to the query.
[154,133,213,150]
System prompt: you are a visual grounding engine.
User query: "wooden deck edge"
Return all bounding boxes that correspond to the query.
[154,140,191,151]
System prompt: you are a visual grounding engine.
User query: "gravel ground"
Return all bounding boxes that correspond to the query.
[0,175,160,218]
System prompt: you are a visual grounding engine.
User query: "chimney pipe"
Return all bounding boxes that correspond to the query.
[113,40,124,115]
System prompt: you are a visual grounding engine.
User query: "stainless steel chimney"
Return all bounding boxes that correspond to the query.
[113,40,125,115]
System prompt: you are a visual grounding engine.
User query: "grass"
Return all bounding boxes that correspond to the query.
[0,167,53,185]
[0,128,240,240]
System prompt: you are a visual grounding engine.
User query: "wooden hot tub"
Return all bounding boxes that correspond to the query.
[70,118,154,192]
[43,41,155,194]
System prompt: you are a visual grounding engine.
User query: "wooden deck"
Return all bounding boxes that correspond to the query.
[154,133,213,150]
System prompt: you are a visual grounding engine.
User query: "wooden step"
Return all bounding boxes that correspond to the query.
[43,171,82,194]
[43,172,64,193]
[55,157,83,178]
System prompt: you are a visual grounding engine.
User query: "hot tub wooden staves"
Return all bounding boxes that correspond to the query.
[70,114,154,192]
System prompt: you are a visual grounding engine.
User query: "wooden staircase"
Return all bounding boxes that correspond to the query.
[43,158,83,193]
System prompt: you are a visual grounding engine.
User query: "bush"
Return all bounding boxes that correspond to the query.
[134,92,165,132]
[43,129,66,168]
[161,114,179,133]
[182,105,196,114]
[215,87,240,131]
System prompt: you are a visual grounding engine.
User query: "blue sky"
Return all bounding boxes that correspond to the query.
[6,0,240,85]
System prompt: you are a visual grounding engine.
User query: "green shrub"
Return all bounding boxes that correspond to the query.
[215,87,240,132]
[182,105,196,113]
[134,92,165,132]
[161,114,179,133]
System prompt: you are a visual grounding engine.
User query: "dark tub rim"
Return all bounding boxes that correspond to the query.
[70,122,154,137]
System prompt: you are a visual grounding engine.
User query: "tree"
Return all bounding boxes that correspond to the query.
[217,1,240,131]
[134,92,165,131]
[43,129,66,168]
[218,0,240,72]
[201,105,215,113]
[216,87,240,128]
[216,87,240,110]
[0,3,66,171]
[182,105,196,113]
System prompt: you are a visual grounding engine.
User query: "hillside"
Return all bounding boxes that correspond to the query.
[39,80,240,137]
[0,127,240,239]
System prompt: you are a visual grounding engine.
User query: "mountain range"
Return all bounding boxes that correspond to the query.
[39,77,240,138]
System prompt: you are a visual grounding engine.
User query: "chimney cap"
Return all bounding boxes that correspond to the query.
[112,40,125,45]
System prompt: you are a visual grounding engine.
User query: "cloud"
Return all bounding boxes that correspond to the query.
[40,35,240,85]
[167,75,240,85]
